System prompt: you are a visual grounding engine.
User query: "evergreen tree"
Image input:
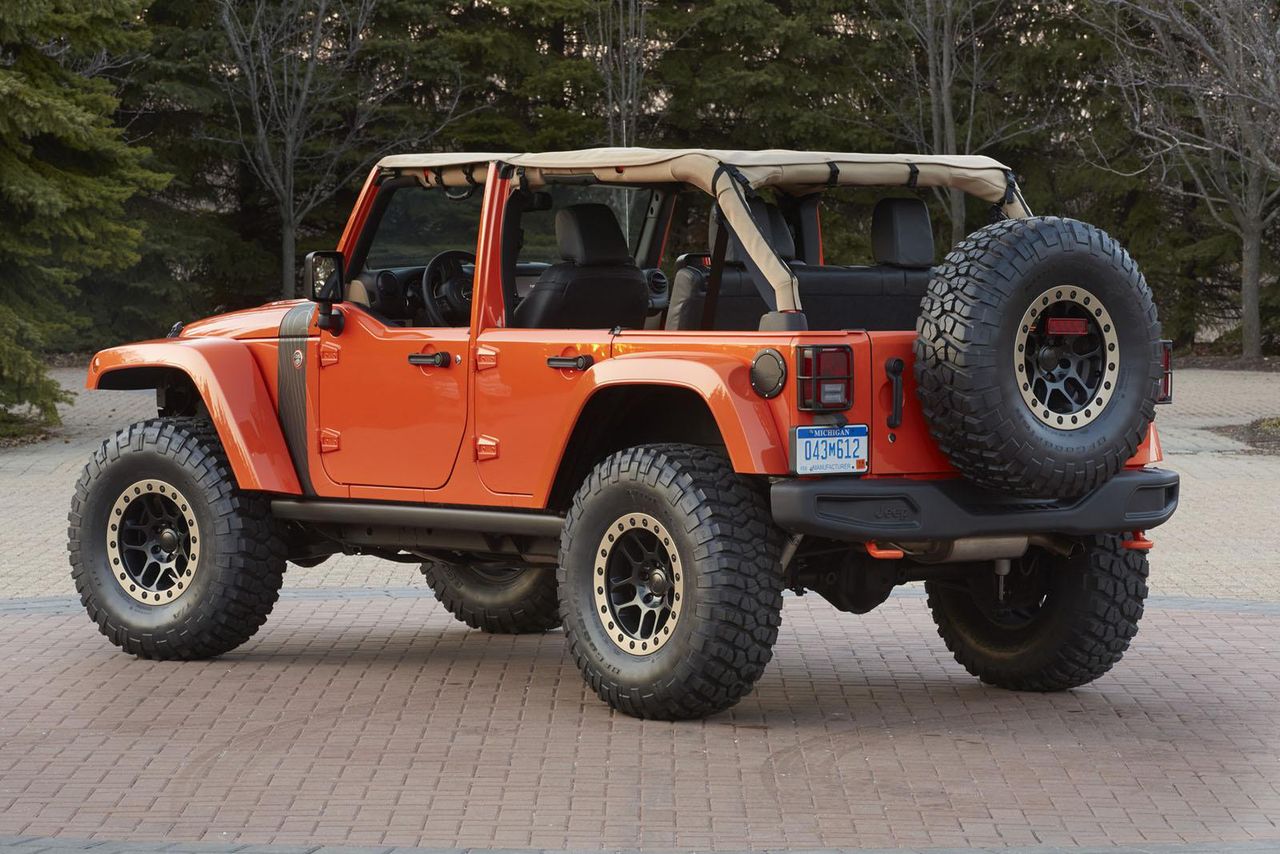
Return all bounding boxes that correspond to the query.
[0,0,166,424]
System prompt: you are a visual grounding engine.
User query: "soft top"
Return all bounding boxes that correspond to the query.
[374,148,1031,315]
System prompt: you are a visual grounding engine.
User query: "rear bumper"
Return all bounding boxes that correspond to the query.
[770,467,1179,542]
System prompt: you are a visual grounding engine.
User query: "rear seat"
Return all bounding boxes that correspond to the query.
[665,197,935,331]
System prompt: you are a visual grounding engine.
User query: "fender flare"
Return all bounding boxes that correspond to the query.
[87,338,303,494]
[582,352,789,473]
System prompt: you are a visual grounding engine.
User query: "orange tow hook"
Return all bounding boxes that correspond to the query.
[865,541,905,560]
[1121,531,1154,551]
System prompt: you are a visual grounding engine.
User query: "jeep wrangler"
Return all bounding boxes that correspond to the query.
[69,149,1178,720]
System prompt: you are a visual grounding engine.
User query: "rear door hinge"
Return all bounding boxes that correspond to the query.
[318,428,341,453]
[476,345,499,371]
[319,341,340,367]
[475,435,499,460]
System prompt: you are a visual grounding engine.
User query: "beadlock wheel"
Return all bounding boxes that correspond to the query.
[1014,285,1120,430]
[593,513,683,655]
[106,478,200,605]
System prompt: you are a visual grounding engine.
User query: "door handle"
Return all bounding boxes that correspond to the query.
[409,351,451,368]
[547,354,594,371]
[884,357,905,429]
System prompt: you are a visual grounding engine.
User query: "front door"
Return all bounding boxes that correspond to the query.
[317,308,469,490]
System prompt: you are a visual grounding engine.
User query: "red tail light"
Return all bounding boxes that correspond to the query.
[797,345,853,412]
[1157,340,1173,404]
[1046,317,1089,336]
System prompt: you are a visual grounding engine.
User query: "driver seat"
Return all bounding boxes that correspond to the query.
[512,204,649,329]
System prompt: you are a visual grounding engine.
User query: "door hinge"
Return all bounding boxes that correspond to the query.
[475,435,499,460]
[319,428,341,453]
[476,345,499,371]
[319,340,340,367]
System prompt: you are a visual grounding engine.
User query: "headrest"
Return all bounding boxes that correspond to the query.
[556,203,633,265]
[708,199,794,265]
[871,198,934,268]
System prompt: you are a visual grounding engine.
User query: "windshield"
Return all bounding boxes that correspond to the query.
[362,185,483,270]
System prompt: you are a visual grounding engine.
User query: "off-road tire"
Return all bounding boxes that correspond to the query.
[925,535,1148,691]
[420,561,560,633]
[915,216,1162,498]
[68,418,286,659]
[559,444,784,720]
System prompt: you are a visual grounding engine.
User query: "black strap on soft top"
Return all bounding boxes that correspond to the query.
[905,163,919,188]
[700,207,730,331]
[826,161,840,188]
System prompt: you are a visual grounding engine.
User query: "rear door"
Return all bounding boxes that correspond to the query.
[471,329,612,496]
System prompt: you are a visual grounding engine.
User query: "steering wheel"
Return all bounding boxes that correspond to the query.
[418,250,476,326]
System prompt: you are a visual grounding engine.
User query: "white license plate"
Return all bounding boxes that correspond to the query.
[792,424,869,475]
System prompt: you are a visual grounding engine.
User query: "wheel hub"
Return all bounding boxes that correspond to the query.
[593,513,683,656]
[1014,285,1120,430]
[106,478,200,605]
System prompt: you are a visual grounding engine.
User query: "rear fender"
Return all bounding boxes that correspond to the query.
[586,353,789,473]
[87,338,302,494]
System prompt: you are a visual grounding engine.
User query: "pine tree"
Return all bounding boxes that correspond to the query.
[0,0,166,424]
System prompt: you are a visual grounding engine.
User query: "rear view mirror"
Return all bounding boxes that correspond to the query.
[303,250,345,333]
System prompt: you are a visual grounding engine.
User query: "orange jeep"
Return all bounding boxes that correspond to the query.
[69,149,1178,719]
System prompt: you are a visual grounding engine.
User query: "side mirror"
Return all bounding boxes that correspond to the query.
[304,250,345,333]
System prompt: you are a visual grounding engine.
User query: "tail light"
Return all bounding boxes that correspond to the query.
[796,345,853,412]
[1156,339,1173,404]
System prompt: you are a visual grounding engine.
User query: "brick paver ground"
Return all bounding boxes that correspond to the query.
[0,366,1276,851]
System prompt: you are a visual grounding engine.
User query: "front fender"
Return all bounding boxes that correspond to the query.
[587,353,789,473]
[86,338,302,495]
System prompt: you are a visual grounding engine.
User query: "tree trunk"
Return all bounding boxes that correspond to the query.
[281,217,297,300]
[1240,223,1262,359]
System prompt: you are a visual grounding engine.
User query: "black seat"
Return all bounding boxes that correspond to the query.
[513,203,649,329]
[665,197,934,331]
[665,198,792,330]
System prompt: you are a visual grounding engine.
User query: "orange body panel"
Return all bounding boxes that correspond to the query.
[180,302,300,340]
[86,338,302,495]
[316,306,469,491]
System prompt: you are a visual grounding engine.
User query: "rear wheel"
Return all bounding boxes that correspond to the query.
[925,535,1148,691]
[68,418,286,659]
[558,444,784,720]
[419,560,560,633]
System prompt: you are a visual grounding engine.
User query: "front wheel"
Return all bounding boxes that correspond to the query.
[925,535,1148,691]
[559,444,784,720]
[67,418,286,659]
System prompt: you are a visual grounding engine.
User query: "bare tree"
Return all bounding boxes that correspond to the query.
[1088,0,1280,358]
[850,0,1038,244]
[214,0,461,297]
[592,0,649,149]
[588,0,651,236]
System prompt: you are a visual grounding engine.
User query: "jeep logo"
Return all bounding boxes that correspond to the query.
[291,349,304,369]
[874,505,910,521]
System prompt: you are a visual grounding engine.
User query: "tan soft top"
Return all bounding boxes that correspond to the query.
[375,148,1031,313]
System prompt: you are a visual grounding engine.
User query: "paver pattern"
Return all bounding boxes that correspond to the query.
[0,366,1276,851]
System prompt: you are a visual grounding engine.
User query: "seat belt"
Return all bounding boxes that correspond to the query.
[700,207,730,331]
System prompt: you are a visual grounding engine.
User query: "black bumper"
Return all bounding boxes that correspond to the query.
[770,467,1179,541]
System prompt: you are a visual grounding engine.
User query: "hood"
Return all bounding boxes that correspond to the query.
[179,301,311,340]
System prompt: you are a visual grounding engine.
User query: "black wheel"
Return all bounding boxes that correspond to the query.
[67,418,286,659]
[559,444,784,720]
[924,535,1148,691]
[419,560,560,633]
[915,216,1163,498]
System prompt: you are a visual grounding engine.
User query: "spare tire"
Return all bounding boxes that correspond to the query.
[915,216,1162,499]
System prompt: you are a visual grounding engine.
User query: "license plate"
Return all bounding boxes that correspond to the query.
[792,424,869,475]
